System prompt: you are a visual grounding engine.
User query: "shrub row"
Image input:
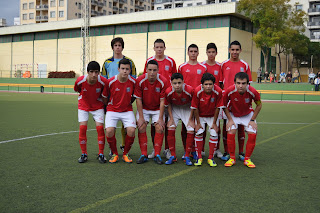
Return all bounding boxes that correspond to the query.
[48,71,76,78]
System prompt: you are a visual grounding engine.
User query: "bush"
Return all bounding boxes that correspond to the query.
[48,71,76,78]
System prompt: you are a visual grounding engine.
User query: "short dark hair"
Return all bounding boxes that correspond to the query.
[118,58,131,69]
[229,40,241,49]
[206,43,217,52]
[87,61,100,72]
[147,59,159,68]
[188,44,198,51]
[234,72,249,83]
[154,39,165,47]
[201,73,215,84]
[111,37,124,49]
[171,73,183,81]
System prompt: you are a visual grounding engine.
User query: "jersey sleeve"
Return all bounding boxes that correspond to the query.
[133,79,142,99]
[143,60,148,74]
[216,89,224,108]
[74,77,81,93]
[172,59,177,74]
[191,89,199,109]
[160,79,168,99]
[222,89,229,108]
[102,81,110,98]
[219,63,224,83]
[246,66,252,83]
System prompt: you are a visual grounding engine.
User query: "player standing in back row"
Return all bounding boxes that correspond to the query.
[220,40,252,161]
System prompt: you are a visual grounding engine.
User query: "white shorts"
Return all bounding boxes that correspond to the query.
[136,109,165,124]
[170,104,194,131]
[78,109,104,123]
[218,108,227,120]
[196,116,219,136]
[105,111,136,128]
[227,111,256,133]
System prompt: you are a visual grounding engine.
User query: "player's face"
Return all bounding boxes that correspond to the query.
[206,48,217,61]
[154,42,166,56]
[188,47,199,60]
[235,78,248,94]
[229,45,241,60]
[147,64,159,82]
[202,80,214,94]
[171,78,183,93]
[113,42,123,54]
[118,64,131,78]
[87,70,100,83]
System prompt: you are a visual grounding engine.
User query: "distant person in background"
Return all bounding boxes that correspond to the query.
[257,67,262,83]
[264,71,269,83]
[292,70,299,83]
[316,71,320,78]
[308,71,316,84]
[279,71,286,83]
[286,71,292,83]
[269,72,274,83]
[315,76,320,91]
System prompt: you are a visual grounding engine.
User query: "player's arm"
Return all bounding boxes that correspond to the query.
[249,100,262,131]
[193,108,202,132]
[102,84,109,105]
[156,98,165,130]
[74,80,81,93]
[223,107,235,131]
[167,103,175,128]
[136,98,146,128]
[211,108,220,133]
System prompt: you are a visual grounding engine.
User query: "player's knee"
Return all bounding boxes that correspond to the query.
[138,125,147,133]
[106,128,115,137]
[228,129,237,135]
[155,124,163,133]
[126,127,136,137]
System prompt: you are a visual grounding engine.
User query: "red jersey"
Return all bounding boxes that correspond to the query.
[165,84,193,106]
[74,75,107,111]
[102,75,135,112]
[220,59,252,89]
[223,84,260,117]
[144,55,177,83]
[201,61,222,87]
[134,73,168,111]
[191,84,223,117]
[178,62,207,89]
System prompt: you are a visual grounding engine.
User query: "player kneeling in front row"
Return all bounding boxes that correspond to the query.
[165,73,195,165]
[191,73,223,167]
[74,61,108,163]
[102,58,136,163]
[222,72,262,168]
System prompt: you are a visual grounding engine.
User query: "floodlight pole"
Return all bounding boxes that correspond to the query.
[81,0,90,75]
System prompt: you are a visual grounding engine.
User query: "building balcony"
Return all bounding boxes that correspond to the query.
[308,8,320,15]
[36,4,49,11]
[134,5,144,10]
[119,0,127,4]
[91,0,98,6]
[98,2,104,7]
[309,0,320,2]
[308,21,320,29]
[119,8,125,12]
[91,10,99,15]
[113,6,119,11]
[113,0,118,2]
[36,15,48,21]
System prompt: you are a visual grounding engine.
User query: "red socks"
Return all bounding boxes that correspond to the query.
[79,125,87,154]
[154,132,164,156]
[208,136,218,159]
[96,126,105,155]
[245,134,257,160]
[123,135,135,155]
[238,125,245,154]
[195,135,203,159]
[138,132,148,156]
[107,135,118,155]
[167,130,176,157]
[227,133,236,159]
[185,133,194,157]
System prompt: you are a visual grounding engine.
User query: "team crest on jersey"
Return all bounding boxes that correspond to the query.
[126,87,131,92]
[211,98,215,102]
[165,65,170,71]
[186,69,190,73]
[214,70,219,75]
[96,88,101,93]
[197,69,202,74]
[156,87,160,92]
[181,98,186,102]
[240,67,244,72]
[245,98,250,103]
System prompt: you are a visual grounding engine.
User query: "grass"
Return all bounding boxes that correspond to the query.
[0,92,319,212]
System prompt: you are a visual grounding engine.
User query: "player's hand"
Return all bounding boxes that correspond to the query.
[187,119,195,129]
[137,118,147,128]
[211,123,219,133]
[195,123,203,132]
[156,119,165,131]
[226,120,235,131]
[249,121,257,131]
[167,119,175,128]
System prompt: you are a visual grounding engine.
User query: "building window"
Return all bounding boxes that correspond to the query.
[144,5,146,9]
[131,0,133,5]
[124,7,127,12]
[148,6,150,10]
[78,2,82,9]
[29,13,34,19]
[109,2,112,8]
[187,3,192,6]
[59,0,64,7]
[197,2,202,5]
[104,0,107,6]
[29,2,34,9]
[50,11,56,18]
[78,13,82,18]
[109,11,112,15]
[295,4,302,11]
[59,11,64,17]
[157,7,161,10]
[23,3,28,10]
[103,10,107,15]
[130,8,133,12]
[23,14,27,20]
[50,0,56,7]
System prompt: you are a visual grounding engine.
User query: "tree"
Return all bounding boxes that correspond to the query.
[238,0,306,73]
[290,33,309,71]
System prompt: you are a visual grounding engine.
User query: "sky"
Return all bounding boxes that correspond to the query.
[0,0,20,26]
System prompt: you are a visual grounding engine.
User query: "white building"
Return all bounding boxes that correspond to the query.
[14,17,21,26]
[0,19,7,27]
[154,0,233,10]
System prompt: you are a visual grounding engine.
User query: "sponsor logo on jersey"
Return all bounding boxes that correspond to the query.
[245,98,250,103]
[200,98,205,102]
[214,70,219,75]
[96,88,101,93]
[172,98,176,101]
[165,65,170,71]
[181,98,186,102]
[197,69,202,74]
[186,69,190,73]
[240,67,244,72]
[115,88,120,91]
[83,88,87,91]
[211,98,215,102]
[144,87,148,90]
[156,87,160,92]
[226,67,231,70]
[234,98,238,101]
[126,87,131,92]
